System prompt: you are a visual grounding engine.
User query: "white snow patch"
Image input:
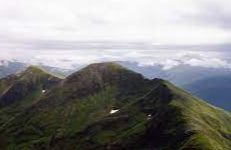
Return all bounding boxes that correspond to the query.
[147,114,152,120]
[110,109,119,114]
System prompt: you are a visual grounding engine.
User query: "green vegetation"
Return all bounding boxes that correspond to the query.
[0,62,230,150]
[0,66,62,137]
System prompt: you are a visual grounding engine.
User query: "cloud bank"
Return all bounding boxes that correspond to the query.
[0,0,230,70]
[1,49,230,71]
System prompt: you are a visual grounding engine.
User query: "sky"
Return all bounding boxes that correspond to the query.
[0,0,231,69]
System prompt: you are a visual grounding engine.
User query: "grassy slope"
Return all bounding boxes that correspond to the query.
[0,63,230,150]
[2,87,119,150]
[0,63,152,149]
[59,80,231,150]
[0,66,62,141]
[166,81,231,150]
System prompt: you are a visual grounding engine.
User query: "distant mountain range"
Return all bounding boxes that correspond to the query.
[0,60,27,78]
[0,60,72,79]
[183,75,231,111]
[118,61,231,86]
[0,62,230,149]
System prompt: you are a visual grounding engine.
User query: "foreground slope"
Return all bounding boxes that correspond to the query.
[0,62,230,150]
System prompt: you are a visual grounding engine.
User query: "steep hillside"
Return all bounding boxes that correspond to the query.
[0,62,230,150]
[0,75,18,96]
[0,66,62,127]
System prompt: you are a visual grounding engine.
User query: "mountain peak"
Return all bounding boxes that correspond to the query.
[60,62,149,99]
[66,62,143,83]
[77,62,130,76]
[19,65,64,80]
[84,62,126,71]
[0,66,61,106]
[22,66,49,75]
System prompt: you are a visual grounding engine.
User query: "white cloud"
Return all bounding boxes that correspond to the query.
[0,0,230,48]
[0,0,230,69]
[2,49,229,70]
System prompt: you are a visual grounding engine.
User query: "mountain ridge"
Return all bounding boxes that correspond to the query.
[0,62,230,150]
[0,66,62,132]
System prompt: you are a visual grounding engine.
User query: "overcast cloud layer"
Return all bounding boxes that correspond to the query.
[0,0,231,69]
[1,0,231,46]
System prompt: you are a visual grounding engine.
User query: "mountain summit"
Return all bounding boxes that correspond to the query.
[65,62,145,87]
[62,62,149,99]
[0,66,61,106]
[0,62,230,150]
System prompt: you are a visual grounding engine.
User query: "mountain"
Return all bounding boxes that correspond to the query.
[184,75,231,111]
[0,62,230,150]
[36,65,75,79]
[0,66,62,127]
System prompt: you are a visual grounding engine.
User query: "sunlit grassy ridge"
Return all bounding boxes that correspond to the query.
[0,66,61,135]
[0,62,230,150]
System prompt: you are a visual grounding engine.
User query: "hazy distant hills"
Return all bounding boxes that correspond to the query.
[118,61,231,86]
[0,62,230,149]
[0,60,27,78]
[183,75,231,111]
[0,60,72,79]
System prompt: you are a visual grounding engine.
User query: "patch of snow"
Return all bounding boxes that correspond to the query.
[110,109,119,114]
[147,114,152,120]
